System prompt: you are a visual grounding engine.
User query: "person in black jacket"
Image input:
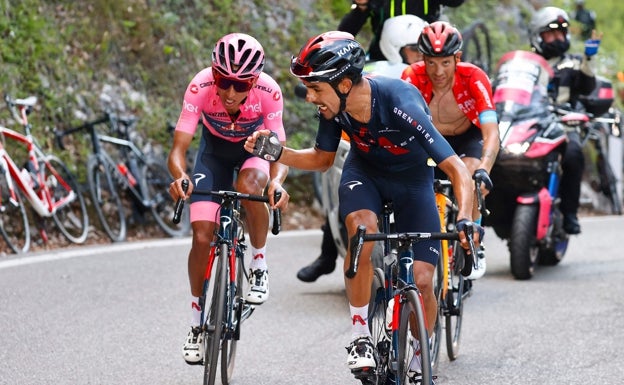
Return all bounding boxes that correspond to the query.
[338,0,464,61]
[529,6,602,234]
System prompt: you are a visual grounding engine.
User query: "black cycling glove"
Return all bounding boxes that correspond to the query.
[473,168,493,191]
[253,132,283,162]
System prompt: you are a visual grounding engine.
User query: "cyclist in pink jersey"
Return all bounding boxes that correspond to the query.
[167,33,289,365]
[402,21,500,279]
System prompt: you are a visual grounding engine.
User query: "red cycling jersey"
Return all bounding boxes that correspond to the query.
[401,62,495,128]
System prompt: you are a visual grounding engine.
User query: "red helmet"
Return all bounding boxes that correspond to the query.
[417,21,463,57]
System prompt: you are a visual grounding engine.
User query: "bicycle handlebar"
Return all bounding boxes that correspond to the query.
[171,180,282,235]
[345,225,460,279]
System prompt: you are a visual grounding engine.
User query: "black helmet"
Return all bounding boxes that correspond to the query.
[529,7,570,59]
[290,31,366,84]
[417,21,463,57]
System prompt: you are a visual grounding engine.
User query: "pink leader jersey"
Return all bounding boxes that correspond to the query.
[175,67,286,142]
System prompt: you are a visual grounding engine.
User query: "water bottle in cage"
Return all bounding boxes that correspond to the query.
[117,163,137,187]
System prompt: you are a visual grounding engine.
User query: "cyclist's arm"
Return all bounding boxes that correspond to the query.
[437,155,474,222]
[478,119,500,173]
[168,130,194,200]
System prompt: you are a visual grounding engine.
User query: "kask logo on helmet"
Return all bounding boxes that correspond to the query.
[337,42,358,57]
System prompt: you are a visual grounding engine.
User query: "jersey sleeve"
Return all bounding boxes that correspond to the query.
[466,66,496,115]
[174,68,211,135]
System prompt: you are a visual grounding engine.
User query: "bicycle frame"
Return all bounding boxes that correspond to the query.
[0,125,76,217]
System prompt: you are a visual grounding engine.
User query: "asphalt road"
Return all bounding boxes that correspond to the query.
[1,215,623,385]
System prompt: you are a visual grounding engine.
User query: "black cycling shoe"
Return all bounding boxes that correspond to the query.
[563,213,581,234]
[296,255,336,282]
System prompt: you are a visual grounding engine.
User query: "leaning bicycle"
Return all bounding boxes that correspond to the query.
[0,95,89,252]
[174,182,281,385]
[56,110,190,241]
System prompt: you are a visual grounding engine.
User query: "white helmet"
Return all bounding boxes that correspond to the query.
[379,15,429,64]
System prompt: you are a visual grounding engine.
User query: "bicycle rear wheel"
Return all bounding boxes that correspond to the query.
[445,240,466,361]
[460,20,492,77]
[46,155,89,244]
[87,155,126,242]
[204,243,227,385]
[0,173,30,253]
[143,158,190,237]
[397,289,432,385]
[221,244,245,385]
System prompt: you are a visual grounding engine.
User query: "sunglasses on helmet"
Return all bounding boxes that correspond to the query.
[212,69,255,92]
[290,56,336,79]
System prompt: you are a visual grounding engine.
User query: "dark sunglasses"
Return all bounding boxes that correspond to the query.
[213,70,255,92]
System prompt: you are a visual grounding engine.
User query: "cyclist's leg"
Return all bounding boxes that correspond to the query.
[340,162,382,372]
[237,156,272,304]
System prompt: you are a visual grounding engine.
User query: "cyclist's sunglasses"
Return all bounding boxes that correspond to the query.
[212,69,255,92]
[290,56,335,80]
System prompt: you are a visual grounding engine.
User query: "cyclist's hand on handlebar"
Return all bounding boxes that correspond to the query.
[267,181,289,210]
[456,218,484,253]
[169,176,192,201]
[473,168,493,192]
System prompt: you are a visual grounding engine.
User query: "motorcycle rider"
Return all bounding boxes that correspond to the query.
[297,14,429,283]
[529,6,601,234]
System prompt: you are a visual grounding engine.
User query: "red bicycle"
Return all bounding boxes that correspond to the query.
[0,95,88,253]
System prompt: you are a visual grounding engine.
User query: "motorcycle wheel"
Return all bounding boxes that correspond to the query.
[509,204,539,280]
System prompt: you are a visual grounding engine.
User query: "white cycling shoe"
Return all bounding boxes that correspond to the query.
[346,336,376,370]
[182,327,204,365]
[245,269,269,304]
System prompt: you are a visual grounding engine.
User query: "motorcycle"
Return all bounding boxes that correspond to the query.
[483,50,588,280]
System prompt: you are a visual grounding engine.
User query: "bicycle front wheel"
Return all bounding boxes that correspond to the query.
[87,155,126,242]
[221,244,245,385]
[430,258,444,371]
[397,289,432,385]
[445,240,466,361]
[0,173,30,253]
[204,243,227,385]
[46,155,89,244]
[143,158,190,237]
[367,267,389,382]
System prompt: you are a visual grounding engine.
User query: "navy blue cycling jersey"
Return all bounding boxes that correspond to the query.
[315,75,455,176]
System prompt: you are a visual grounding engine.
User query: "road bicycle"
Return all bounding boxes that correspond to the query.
[430,178,487,369]
[174,181,281,385]
[460,20,493,77]
[0,95,89,253]
[55,110,190,242]
[346,204,476,385]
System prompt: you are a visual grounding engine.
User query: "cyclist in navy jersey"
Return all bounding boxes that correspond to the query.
[245,31,481,381]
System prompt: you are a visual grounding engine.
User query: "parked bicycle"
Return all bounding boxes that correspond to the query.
[173,181,281,385]
[55,109,190,242]
[0,95,88,253]
[346,204,476,385]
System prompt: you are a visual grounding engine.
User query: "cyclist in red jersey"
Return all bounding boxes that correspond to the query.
[401,21,500,279]
[168,33,289,365]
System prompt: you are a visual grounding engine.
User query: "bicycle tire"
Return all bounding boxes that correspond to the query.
[204,243,227,385]
[220,244,244,385]
[397,289,432,385]
[445,240,465,361]
[87,155,127,242]
[430,258,444,371]
[46,155,89,244]
[143,157,190,237]
[460,20,492,77]
[367,267,389,383]
[0,173,30,253]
